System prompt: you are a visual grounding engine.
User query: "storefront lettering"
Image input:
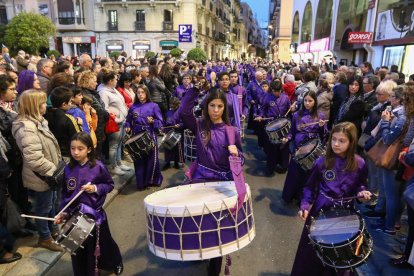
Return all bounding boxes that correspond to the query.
[348,32,373,44]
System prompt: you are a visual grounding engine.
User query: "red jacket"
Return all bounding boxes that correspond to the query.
[117,87,133,108]
[283,82,296,102]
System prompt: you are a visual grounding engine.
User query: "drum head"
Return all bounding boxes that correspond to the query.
[144,181,251,216]
[265,118,289,131]
[309,208,362,245]
[125,132,147,145]
[295,139,319,159]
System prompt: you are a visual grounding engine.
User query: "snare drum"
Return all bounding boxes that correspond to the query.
[144,181,255,261]
[294,139,326,170]
[124,131,155,161]
[308,207,373,269]
[184,129,197,162]
[160,130,182,151]
[265,118,291,144]
[56,212,96,254]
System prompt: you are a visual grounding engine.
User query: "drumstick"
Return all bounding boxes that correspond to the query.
[56,189,85,217]
[21,214,55,221]
[333,193,377,202]
[162,125,176,129]
[284,101,297,117]
[299,120,329,128]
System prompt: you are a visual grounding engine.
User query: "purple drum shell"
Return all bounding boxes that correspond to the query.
[147,200,253,251]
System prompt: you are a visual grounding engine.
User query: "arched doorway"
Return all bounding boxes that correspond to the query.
[314,0,333,40]
[301,2,313,43]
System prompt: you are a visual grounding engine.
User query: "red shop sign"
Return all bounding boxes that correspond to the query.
[348,32,373,44]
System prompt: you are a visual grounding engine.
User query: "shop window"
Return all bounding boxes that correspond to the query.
[301,2,312,43]
[314,0,333,40]
[291,11,300,45]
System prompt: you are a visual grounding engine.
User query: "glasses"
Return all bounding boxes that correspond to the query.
[7,87,16,92]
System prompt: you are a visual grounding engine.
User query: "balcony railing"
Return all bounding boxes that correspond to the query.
[58,17,75,24]
[135,21,145,31]
[107,22,118,31]
[163,21,173,31]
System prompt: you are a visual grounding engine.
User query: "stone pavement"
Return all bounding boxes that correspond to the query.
[0,167,135,276]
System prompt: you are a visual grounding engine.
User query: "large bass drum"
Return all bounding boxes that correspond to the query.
[144,181,255,261]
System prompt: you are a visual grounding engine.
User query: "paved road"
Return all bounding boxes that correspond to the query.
[46,133,304,276]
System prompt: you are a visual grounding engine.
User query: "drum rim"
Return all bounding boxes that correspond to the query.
[125,131,150,144]
[308,208,365,247]
[144,181,251,216]
[265,118,290,130]
[313,231,373,269]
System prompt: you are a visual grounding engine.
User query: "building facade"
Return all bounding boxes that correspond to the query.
[268,0,293,62]
[291,0,372,66]
[240,2,266,58]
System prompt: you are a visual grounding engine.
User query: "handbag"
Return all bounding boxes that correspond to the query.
[105,113,119,134]
[1,197,26,233]
[403,183,414,210]
[34,159,67,190]
[366,138,402,170]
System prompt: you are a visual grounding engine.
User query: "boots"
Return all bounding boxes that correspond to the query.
[37,237,64,252]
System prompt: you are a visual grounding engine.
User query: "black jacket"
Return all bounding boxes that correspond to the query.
[44,108,80,157]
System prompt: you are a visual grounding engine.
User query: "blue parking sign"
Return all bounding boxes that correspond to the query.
[179,24,192,43]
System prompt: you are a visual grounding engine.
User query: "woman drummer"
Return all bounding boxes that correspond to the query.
[281,91,328,203]
[291,122,372,276]
[125,84,163,190]
[254,79,291,176]
[178,80,243,276]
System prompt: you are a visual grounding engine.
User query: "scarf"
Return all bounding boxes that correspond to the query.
[338,94,361,121]
[0,131,11,162]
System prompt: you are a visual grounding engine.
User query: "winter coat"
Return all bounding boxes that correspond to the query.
[12,118,61,192]
[98,85,128,124]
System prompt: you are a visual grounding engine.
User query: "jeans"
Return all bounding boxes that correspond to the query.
[378,167,400,229]
[34,189,57,240]
[108,122,125,167]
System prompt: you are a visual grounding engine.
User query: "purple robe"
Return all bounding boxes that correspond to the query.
[61,161,122,275]
[125,102,163,189]
[291,156,367,276]
[164,109,184,163]
[179,87,244,183]
[230,84,249,117]
[282,110,328,202]
[173,84,191,100]
[257,93,291,171]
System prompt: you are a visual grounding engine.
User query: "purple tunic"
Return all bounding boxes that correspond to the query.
[230,84,249,117]
[61,161,122,275]
[164,109,184,163]
[291,156,367,276]
[173,84,191,100]
[258,92,291,171]
[282,110,328,202]
[179,87,243,182]
[125,102,163,189]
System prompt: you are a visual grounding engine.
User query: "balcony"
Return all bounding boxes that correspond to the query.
[135,21,145,31]
[107,22,118,31]
[163,21,173,31]
[57,16,86,31]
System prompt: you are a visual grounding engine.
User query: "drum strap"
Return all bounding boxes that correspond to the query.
[225,126,247,214]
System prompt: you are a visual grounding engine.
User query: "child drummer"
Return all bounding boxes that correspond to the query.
[291,122,371,276]
[254,80,291,176]
[54,132,123,275]
[162,97,184,170]
[281,91,328,203]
